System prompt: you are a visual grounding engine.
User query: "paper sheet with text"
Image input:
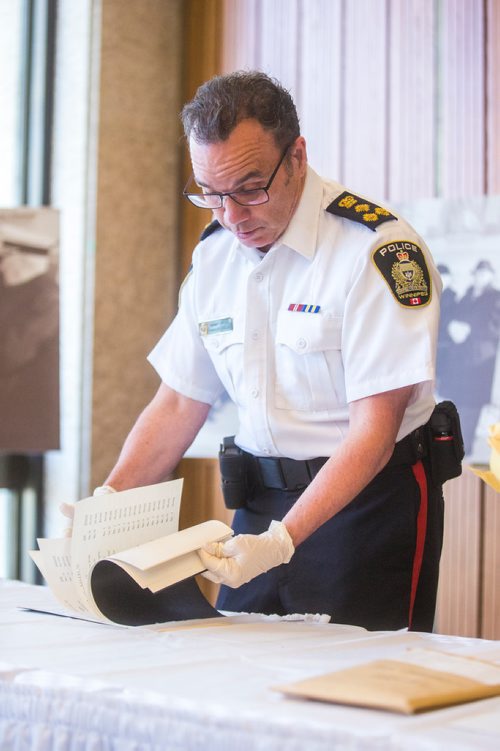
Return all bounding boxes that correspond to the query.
[30,479,183,619]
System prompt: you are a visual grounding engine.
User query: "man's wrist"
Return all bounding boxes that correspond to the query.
[269,520,295,563]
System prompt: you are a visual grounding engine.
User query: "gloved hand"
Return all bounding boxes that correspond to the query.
[199,520,295,588]
[60,485,116,537]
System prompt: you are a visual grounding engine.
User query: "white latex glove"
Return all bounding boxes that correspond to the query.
[60,485,116,537]
[199,520,295,588]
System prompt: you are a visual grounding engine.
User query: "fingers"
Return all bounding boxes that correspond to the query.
[59,487,116,540]
[59,502,75,520]
[199,524,293,589]
[198,547,224,571]
[59,502,75,538]
[198,547,245,588]
[198,548,235,585]
[202,541,225,558]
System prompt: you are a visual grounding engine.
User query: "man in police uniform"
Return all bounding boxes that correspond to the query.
[78,71,446,631]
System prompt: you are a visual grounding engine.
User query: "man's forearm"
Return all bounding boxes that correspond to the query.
[103,383,211,491]
[283,385,414,547]
[282,433,393,547]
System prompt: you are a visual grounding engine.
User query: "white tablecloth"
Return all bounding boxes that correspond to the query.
[1,579,500,750]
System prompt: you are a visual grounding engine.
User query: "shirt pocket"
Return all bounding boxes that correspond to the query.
[275,310,345,412]
[199,313,244,402]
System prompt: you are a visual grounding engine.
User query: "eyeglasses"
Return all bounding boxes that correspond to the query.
[183,146,290,209]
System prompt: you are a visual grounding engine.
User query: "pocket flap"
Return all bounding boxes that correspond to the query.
[199,313,244,353]
[276,310,342,353]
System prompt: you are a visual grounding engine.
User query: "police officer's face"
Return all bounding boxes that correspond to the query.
[189,119,307,252]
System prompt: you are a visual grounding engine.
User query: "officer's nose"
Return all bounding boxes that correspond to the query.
[222,195,249,224]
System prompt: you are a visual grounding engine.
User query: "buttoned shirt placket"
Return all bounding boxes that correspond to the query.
[241,246,277,456]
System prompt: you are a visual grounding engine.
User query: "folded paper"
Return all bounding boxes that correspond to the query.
[30,479,232,626]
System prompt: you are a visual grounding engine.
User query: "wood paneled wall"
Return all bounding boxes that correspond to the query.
[179,0,500,634]
[483,484,500,638]
[180,0,223,278]
[221,0,498,201]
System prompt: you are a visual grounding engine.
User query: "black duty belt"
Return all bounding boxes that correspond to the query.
[244,425,427,492]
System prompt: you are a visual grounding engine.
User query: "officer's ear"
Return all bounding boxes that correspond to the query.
[290,136,307,174]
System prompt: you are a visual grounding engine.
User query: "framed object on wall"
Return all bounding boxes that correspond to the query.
[0,207,60,452]
[397,195,500,462]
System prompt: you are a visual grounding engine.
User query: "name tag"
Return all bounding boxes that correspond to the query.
[199,317,233,336]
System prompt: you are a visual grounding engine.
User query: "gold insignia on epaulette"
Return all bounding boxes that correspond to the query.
[339,194,357,209]
[326,191,397,231]
[372,241,431,308]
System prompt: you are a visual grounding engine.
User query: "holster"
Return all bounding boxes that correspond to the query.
[426,400,465,484]
[218,436,248,509]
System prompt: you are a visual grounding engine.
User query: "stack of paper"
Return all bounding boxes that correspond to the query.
[30,479,232,625]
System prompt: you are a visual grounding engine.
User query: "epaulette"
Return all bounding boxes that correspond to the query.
[326,191,397,231]
[199,219,222,241]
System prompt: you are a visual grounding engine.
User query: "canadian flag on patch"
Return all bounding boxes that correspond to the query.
[409,297,421,305]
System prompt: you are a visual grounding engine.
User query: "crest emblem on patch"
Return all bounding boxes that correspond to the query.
[326,191,397,231]
[372,241,431,307]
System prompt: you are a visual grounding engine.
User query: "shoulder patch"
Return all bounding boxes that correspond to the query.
[372,240,431,307]
[199,219,222,241]
[326,191,397,231]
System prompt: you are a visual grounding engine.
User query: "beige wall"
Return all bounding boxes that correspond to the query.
[90,0,183,487]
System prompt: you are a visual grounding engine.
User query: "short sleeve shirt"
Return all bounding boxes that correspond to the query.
[148,166,441,460]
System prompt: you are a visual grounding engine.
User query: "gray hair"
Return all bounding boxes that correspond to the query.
[181,70,300,149]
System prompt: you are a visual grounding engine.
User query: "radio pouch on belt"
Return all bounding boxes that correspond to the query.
[427,401,465,485]
[218,436,248,509]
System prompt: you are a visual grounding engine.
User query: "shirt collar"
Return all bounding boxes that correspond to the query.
[273,165,325,260]
[232,165,330,263]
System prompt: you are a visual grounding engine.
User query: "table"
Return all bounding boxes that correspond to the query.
[1,579,500,750]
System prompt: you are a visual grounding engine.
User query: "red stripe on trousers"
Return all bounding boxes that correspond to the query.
[409,460,428,629]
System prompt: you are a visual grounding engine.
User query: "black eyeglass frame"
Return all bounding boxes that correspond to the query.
[183,145,291,209]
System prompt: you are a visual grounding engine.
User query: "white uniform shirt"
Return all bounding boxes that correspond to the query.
[148,166,441,460]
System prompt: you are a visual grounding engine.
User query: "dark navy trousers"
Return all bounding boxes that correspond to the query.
[216,459,444,632]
